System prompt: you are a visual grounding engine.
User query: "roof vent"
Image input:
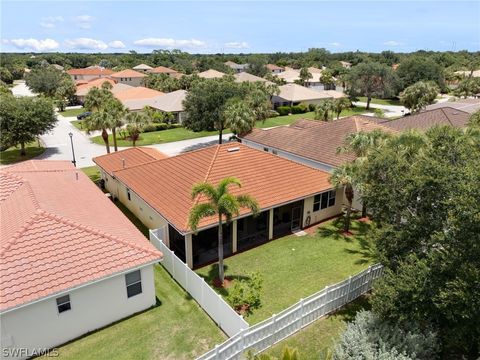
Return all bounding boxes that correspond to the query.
[452,112,459,115]
[227,147,240,153]
[122,158,126,168]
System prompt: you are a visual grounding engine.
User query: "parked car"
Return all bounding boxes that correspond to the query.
[77,111,92,120]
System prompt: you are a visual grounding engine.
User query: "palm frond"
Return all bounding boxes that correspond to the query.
[217,176,242,196]
[191,182,218,202]
[218,193,240,218]
[188,203,217,231]
[237,194,260,216]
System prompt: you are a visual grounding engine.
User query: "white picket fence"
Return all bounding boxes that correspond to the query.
[197,263,384,360]
[150,229,249,337]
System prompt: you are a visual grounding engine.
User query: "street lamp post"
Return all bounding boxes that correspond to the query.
[68,132,77,167]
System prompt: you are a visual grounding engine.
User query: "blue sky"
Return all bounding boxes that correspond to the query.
[1,1,479,53]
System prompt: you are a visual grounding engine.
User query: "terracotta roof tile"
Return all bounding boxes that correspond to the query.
[94,147,167,176]
[113,143,334,233]
[114,86,164,101]
[67,68,114,76]
[149,66,178,74]
[242,117,396,167]
[0,161,162,312]
[111,69,147,78]
[198,69,226,79]
[75,78,116,96]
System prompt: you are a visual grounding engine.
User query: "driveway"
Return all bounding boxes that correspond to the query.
[353,102,408,118]
[11,80,36,97]
[38,112,230,167]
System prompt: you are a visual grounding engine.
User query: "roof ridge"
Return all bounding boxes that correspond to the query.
[0,209,43,256]
[440,107,454,126]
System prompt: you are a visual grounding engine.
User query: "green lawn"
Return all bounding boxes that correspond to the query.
[357,97,401,106]
[81,166,101,183]
[196,217,374,325]
[0,142,45,165]
[54,265,226,360]
[265,296,370,359]
[70,120,84,130]
[60,108,85,117]
[89,106,367,146]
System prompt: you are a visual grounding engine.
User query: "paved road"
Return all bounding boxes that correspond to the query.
[353,102,408,118]
[37,113,231,167]
[11,80,36,97]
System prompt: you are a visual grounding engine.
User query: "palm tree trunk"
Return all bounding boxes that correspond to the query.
[345,202,352,232]
[218,127,223,145]
[362,203,367,218]
[112,127,118,152]
[366,95,371,110]
[218,215,224,283]
[102,128,110,154]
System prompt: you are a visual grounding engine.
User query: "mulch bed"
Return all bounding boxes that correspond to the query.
[212,277,234,288]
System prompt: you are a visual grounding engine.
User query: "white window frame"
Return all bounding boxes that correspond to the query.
[125,270,142,298]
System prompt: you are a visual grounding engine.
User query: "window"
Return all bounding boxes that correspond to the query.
[272,149,278,155]
[56,295,71,313]
[125,270,142,298]
[313,190,336,212]
[263,147,269,152]
[127,188,131,201]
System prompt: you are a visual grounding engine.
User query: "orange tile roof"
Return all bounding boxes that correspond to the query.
[111,69,147,78]
[114,86,164,101]
[149,66,178,74]
[75,78,117,96]
[67,68,114,76]
[112,143,334,233]
[242,117,396,167]
[266,64,284,71]
[94,147,167,176]
[0,161,162,312]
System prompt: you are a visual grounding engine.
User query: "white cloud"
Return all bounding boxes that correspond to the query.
[3,38,59,51]
[134,38,206,49]
[65,38,108,50]
[74,15,93,29]
[108,40,126,49]
[224,41,249,49]
[40,16,64,28]
[383,40,405,46]
[328,42,342,47]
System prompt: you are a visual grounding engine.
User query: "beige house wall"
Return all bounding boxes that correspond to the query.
[302,188,344,227]
[114,77,144,87]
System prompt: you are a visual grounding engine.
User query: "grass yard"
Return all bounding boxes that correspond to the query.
[89,106,367,146]
[81,166,101,183]
[54,265,226,360]
[60,108,85,117]
[0,142,45,165]
[196,217,374,325]
[265,296,370,359]
[70,120,84,130]
[357,97,401,106]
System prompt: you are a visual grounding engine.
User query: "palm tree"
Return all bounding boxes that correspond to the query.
[223,99,256,137]
[125,112,150,147]
[314,100,334,121]
[330,163,356,233]
[83,110,113,153]
[299,67,312,87]
[83,87,105,112]
[333,97,352,119]
[188,177,259,283]
[106,98,127,152]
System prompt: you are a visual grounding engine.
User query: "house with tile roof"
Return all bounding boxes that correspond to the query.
[66,67,114,82]
[94,143,343,269]
[149,65,180,78]
[425,99,480,114]
[224,61,248,73]
[266,64,284,74]
[198,69,226,79]
[110,69,147,87]
[0,161,162,358]
[132,63,153,72]
[272,83,344,107]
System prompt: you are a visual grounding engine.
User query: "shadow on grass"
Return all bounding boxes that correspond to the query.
[197,264,251,297]
[331,295,372,323]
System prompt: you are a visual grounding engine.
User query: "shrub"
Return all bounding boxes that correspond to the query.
[227,272,263,314]
[268,110,280,118]
[308,103,317,112]
[276,106,291,116]
[142,124,158,133]
[373,108,385,118]
[333,311,439,360]
[142,123,182,133]
[290,104,308,114]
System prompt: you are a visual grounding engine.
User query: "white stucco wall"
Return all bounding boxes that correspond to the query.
[302,188,344,227]
[0,265,156,360]
[114,77,144,87]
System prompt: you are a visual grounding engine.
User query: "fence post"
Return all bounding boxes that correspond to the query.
[201,277,205,306]
[240,328,246,354]
[346,276,352,303]
[271,314,277,345]
[299,298,304,329]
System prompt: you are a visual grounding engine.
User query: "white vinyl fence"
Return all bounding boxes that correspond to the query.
[197,263,384,360]
[150,229,249,337]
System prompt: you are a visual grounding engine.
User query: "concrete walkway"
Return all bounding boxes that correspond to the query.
[11,80,36,97]
[353,102,408,118]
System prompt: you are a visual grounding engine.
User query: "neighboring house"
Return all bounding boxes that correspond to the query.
[133,64,153,73]
[114,86,164,102]
[340,61,352,69]
[66,67,114,82]
[0,161,162,360]
[233,72,273,84]
[94,143,343,269]
[149,66,180,78]
[454,69,480,78]
[75,77,117,103]
[110,69,147,87]
[197,69,226,79]
[275,67,337,90]
[266,64,284,74]
[224,61,248,73]
[122,89,187,123]
[426,99,480,114]
[272,83,344,107]
[375,107,471,132]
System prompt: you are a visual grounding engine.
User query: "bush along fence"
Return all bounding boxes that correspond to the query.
[197,263,384,360]
[150,229,249,337]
